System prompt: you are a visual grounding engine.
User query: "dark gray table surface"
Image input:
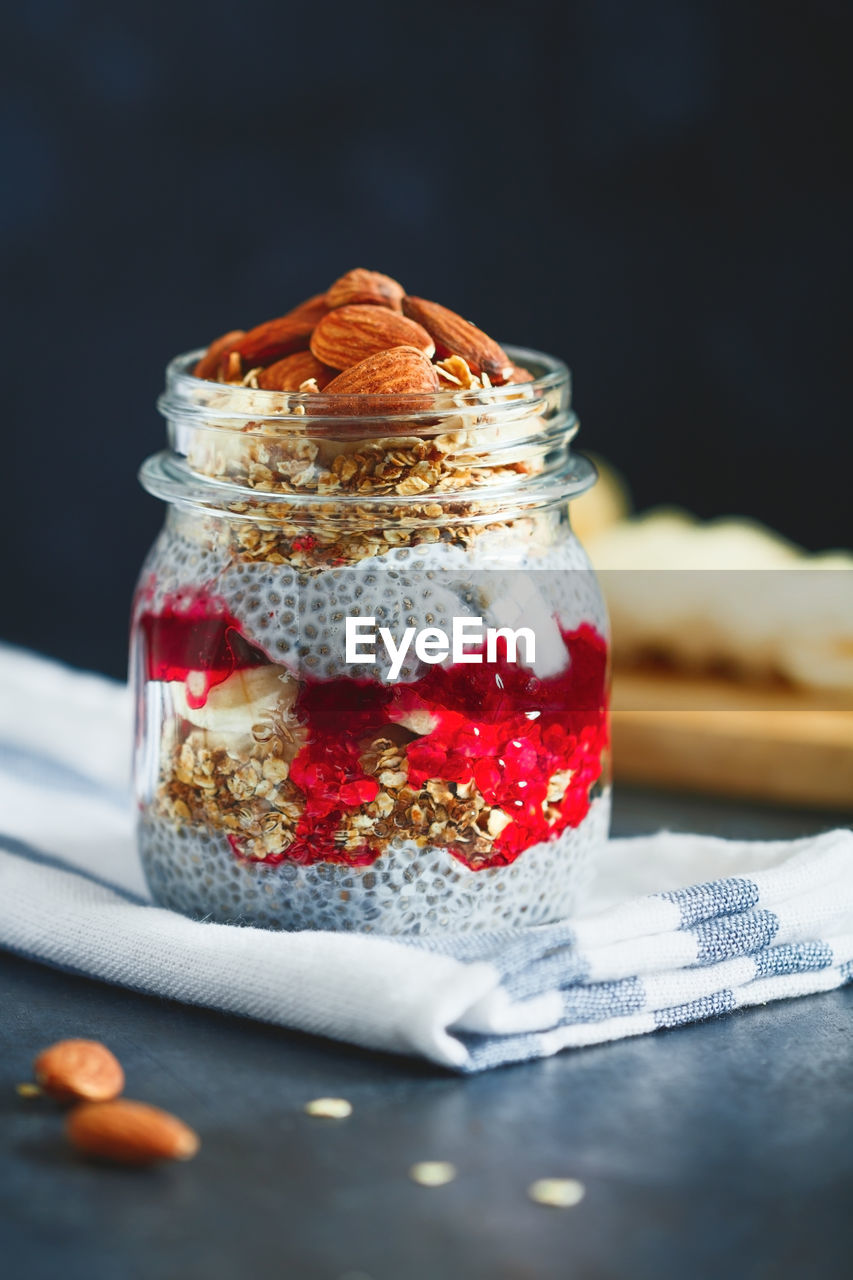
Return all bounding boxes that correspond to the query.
[3,787,852,1280]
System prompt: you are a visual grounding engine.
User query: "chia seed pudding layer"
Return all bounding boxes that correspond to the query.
[138,791,610,934]
[138,519,608,677]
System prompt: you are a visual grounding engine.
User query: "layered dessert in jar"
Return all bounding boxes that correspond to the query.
[132,269,610,933]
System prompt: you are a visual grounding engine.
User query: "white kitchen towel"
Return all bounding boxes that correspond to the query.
[0,644,851,1072]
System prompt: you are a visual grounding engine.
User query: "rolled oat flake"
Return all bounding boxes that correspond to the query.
[409,1161,457,1187]
[304,1097,353,1119]
[528,1177,586,1208]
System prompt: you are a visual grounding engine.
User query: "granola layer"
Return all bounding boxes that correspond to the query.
[184,362,561,500]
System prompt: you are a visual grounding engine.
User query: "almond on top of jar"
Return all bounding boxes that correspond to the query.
[192,268,521,391]
[185,272,550,517]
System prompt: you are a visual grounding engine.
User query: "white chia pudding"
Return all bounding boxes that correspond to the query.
[139,792,610,933]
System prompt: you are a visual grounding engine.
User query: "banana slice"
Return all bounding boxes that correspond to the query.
[169,665,296,738]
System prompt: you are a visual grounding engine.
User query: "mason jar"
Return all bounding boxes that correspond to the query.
[131,346,611,934]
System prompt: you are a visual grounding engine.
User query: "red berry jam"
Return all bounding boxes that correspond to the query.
[138,590,268,709]
[138,589,608,870]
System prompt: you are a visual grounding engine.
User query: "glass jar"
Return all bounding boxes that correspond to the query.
[131,345,611,934]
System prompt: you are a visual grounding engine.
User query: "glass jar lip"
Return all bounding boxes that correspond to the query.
[139,446,598,519]
[161,343,570,422]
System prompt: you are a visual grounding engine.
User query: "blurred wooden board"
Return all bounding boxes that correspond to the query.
[611,669,853,810]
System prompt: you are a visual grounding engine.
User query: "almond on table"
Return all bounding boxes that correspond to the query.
[34,1039,125,1103]
[66,1099,200,1165]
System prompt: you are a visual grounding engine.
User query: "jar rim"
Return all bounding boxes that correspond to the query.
[139,447,598,521]
[145,342,590,519]
[160,343,570,426]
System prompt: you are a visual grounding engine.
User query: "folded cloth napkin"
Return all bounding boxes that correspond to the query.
[1,644,851,1072]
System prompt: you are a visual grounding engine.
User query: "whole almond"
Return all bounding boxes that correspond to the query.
[257,351,334,391]
[319,345,440,415]
[325,268,404,312]
[34,1039,125,1103]
[234,316,311,367]
[234,293,328,367]
[193,329,246,381]
[285,291,331,325]
[508,363,535,384]
[67,1100,200,1165]
[310,304,435,371]
[323,346,440,395]
[402,296,513,384]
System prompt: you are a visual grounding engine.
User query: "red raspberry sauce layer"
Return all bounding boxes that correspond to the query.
[138,590,609,870]
[138,590,268,710]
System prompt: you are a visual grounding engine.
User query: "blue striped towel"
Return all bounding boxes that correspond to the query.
[1,644,851,1072]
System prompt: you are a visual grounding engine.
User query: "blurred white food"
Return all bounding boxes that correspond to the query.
[585,508,853,692]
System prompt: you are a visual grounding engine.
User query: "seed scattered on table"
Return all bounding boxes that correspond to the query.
[528,1177,586,1208]
[16,1083,42,1098]
[304,1097,353,1119]
[409,1161,457,1187]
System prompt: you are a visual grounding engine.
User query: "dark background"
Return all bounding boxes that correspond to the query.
[2,0,851,678]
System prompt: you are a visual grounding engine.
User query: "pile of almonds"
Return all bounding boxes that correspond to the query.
[23,1038,199,1165]
[193,268,533,398]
